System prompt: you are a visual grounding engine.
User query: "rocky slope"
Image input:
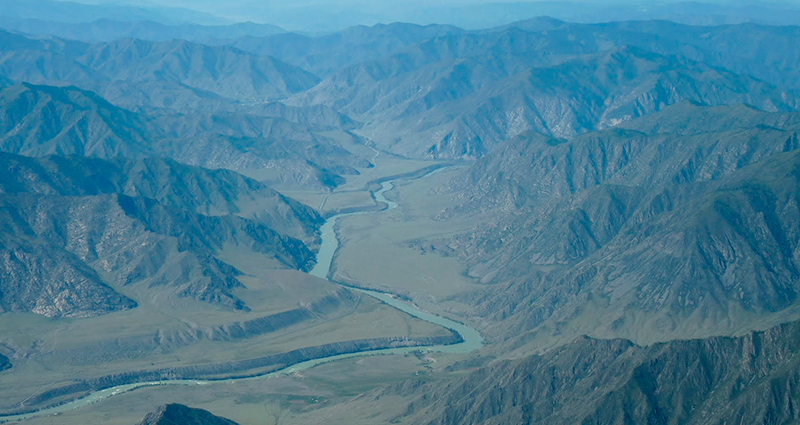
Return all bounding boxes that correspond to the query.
[0,233,139,318]
[139,404,239,425]
[0,152,322,317]
[362,319,800,425]
[440,103,800,343]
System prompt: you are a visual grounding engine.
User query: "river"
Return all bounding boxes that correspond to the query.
[1,178,482,423]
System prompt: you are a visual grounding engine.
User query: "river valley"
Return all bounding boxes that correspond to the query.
[0,174,482,423]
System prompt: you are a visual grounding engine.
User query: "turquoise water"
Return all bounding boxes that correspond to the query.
[311,180,481,353]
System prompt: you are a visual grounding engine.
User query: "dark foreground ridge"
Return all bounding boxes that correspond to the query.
[139,404,239,425]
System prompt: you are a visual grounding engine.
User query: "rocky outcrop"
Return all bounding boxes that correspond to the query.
[0,237,138,318]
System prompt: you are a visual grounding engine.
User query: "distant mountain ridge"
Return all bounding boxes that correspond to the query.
[230,22,465,77]
[0,17,284,44]
[0,30,319,112]
[0,0,226,26]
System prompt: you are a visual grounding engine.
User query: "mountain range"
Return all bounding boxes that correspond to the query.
[5,19,800,164]
[0,17,284,44]
[294,44,798,158]
[0,83,368,190]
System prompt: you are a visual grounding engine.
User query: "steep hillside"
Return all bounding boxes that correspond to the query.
[440,104,800,343]
[0,82,151,157]
[0,228,139,318]
[148,112,369,187]
[363,320,800,424]
[0,152,322,317]
[0,153,324,240]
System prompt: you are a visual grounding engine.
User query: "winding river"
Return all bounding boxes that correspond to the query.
[1,179,482,423]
